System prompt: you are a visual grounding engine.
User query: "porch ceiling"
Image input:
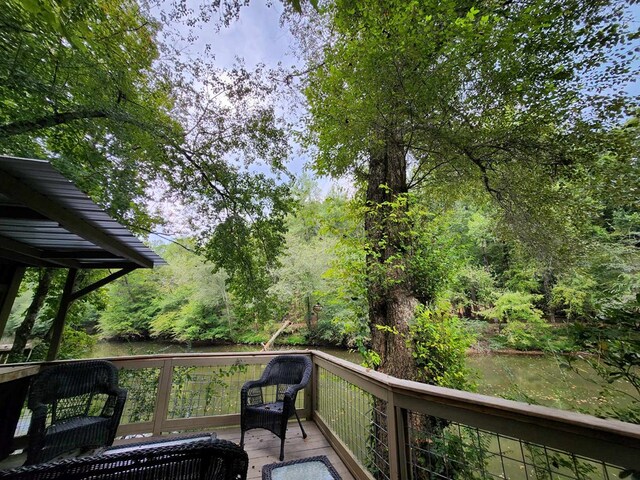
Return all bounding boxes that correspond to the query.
[0,155,164,269]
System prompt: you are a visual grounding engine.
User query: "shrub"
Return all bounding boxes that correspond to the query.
[236,331,269,345]
[59,326,97,360]
[279,333,307,345]
[410,306,476,390]
[449,265,497,314]
[499,318,551,350]
[481,291,544,324]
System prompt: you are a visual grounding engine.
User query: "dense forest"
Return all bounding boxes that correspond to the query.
[6,173,639,417]
[1,0,638,427]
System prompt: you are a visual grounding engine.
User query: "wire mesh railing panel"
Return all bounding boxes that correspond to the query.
[118,367,160,424]
[167,361,305,419]
[316,366,391,480]
[405,411,627,480]
[168,362,251,418]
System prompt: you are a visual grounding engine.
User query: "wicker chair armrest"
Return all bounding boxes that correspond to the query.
[241,378,267,393]
[241,380,266,410]
[26,404,47,434]
[102,386,127,418]
[105,384,127,398]
[282,383,307,408]
[283,383,305,400]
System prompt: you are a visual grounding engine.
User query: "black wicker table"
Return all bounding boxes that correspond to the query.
[262,455,341,480]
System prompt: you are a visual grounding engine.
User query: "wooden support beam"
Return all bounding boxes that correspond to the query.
[70,267,135,301]
[46,268,77,361]
[0,265,25,338]
[45,267,135,360]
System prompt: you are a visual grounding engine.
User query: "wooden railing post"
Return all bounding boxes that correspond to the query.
[305,353,316,419]
[311,355,319,418]
[386,393,400,479]
[152,358,174,436]
[395,405,409,480]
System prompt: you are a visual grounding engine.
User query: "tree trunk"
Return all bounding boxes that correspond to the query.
[8,268,54,363]
[542,269,556,323]
[365,137,423,479]
[365,136,418,380]
[261,319,291,351]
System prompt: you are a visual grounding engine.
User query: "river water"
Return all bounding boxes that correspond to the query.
[90,341,634,416]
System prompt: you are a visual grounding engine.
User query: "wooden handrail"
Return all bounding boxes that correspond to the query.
[311,350,640,439]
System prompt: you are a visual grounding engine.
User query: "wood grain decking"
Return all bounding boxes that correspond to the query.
[216,421,355,480]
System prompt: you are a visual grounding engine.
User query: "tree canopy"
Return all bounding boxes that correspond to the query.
[298,0,638,380]
[1,0,296,309]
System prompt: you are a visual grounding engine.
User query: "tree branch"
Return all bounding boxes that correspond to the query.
[0,110,109,137]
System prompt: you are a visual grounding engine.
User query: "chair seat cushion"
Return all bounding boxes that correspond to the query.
[46,416,111,436]
[246,402,284,414]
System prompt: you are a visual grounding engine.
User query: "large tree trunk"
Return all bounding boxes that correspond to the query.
[366,136,418,380]
[366,138,461,479]
[8,268,55,363]
[366,137,421,479]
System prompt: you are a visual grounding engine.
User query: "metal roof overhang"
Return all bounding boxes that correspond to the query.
[0,155,165,269]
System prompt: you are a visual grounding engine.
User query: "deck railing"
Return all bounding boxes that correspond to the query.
[311,350,640,480]
[7,350,640,480]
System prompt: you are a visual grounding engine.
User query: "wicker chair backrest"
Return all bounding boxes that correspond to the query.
[261,355,311,401]
[28,361,119,422]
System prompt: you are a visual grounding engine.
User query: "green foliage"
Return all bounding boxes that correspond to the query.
[481,291,557,351]
[0,0,178,230]
[99,269,161,339]
[170,363,247,418]
[410,306,476,390]
[2,0,296,328]
[499,319,552,351]
[298,0,639,402]
[279,333,307,345]
[551,273,598,320]
[119,368,161,423]
[305,319,350,346]
[568,299,640,423]
[449,266,497,314]
[309,194,369,348]
[410,425,489,480]
[482,291,544,324]
[99,242,238,342]
[58,326,97,361]
[235,331,270,345]
[405,203,465,303]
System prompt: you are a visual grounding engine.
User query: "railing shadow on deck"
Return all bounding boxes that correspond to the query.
[5,350,640,480]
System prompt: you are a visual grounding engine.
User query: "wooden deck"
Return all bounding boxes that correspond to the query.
[216,421,355,480]
[0,421,355,480]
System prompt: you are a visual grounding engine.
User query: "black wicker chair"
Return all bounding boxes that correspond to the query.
[25,360,126,465]
[240,355,312,461]
[0,438,248,480]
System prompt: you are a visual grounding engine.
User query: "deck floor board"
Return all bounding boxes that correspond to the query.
[216,421,355,480]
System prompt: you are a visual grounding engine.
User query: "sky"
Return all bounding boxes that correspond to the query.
[148,2,317,240]
[191,2,296,70]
